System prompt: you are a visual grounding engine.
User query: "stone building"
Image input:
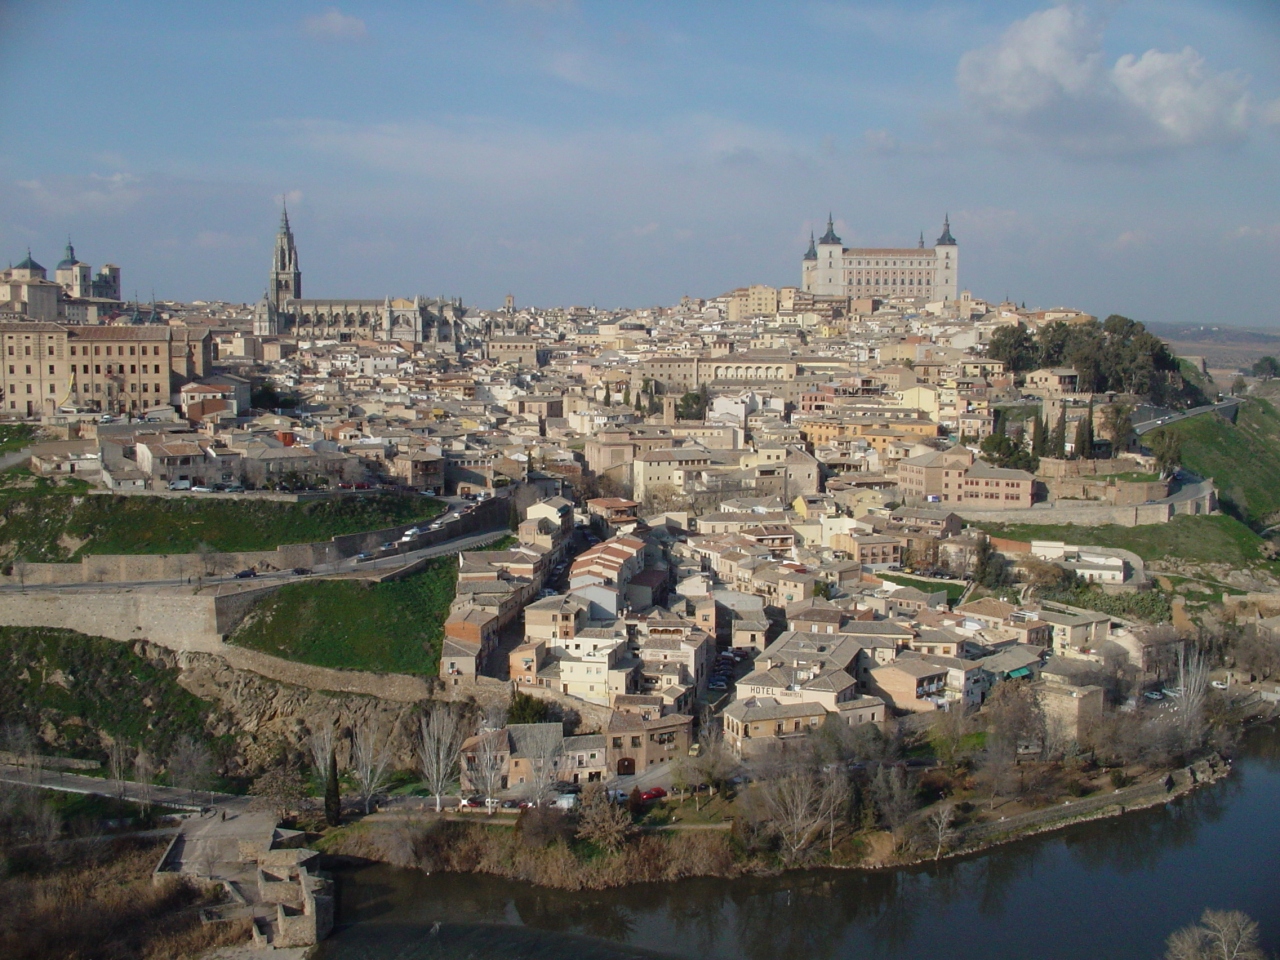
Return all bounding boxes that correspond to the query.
[801,214,958,303]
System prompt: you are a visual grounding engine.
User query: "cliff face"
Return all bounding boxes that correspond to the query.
[143,643,442,776]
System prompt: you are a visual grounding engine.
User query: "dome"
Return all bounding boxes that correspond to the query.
[56,242,84,271]
[14,253,44,273]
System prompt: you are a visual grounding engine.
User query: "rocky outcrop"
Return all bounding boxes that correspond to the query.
[137,642,453,776]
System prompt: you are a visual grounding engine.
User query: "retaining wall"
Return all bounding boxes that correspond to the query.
[6,494,510,586]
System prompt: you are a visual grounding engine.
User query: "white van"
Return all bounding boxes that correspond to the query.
[168,480,192,491]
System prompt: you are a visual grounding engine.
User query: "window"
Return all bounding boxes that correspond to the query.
[48,365,54,375]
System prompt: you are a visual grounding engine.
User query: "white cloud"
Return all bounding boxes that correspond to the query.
[302,9,367,42]
[15,172,142,216]
[957,4,1254,155]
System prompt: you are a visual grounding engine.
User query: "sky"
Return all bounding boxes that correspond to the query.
[1,1,1278,322]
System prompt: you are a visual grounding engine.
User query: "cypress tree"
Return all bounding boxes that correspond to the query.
[1074,403,1095,459]
[622,384,631,407]
[1031,414,1046,457]
[1051,408,1067,458]
[325,748,341,826]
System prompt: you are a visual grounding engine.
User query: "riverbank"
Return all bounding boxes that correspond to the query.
[315,749,1238,891]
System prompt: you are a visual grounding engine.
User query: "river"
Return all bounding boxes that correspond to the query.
[317,725,1280,960]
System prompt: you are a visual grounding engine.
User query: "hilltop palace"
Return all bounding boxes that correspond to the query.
[252,206,466,346]
[802,214,957,304]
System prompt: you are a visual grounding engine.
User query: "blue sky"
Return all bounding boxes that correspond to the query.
[1,1,1278,322]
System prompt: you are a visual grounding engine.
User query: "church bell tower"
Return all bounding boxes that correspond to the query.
[270,202,301,311]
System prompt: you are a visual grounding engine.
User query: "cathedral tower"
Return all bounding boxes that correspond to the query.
[270,202,301,310]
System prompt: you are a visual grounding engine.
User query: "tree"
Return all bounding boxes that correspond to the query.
[1048,407,1067,459]
[927,708,971,769]
[520,723,564,805]
[134,747,156,816]
[351,721,394,815]
[1165,909,1264,960]
[986,323,1038,372]
[759,768,829,863]
[926,803,958,861]
[602,381,612,406]
[576,782,633,851]
[168,734,214,805]
[691,714,737,809]
[1147,428,1183,478]
[622,384,631,408]
[326,747,342,826]
[1099,403,1134,455]
[972,534,1008,589]
[107,738,130,802]
[869,763,916,833]
[1030,414,1047,457]
[1176,645,1210,752]
[419,706,465,813]
[1231,375,1248,397]
[469,727,507,815]
[250,763,308,822]
[1250,356,1280,381]
[508,690,551,724]
[1073,402,1094,459]
[984,681,1047,804]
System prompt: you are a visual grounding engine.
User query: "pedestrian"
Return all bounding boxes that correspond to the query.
[221,810,226,822]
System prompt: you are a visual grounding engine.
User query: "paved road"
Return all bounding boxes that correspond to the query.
[0,525,510,594]
[1133,399,1239,436]
[0,762,234,810]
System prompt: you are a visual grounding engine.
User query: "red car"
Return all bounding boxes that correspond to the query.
[640,787,668,802]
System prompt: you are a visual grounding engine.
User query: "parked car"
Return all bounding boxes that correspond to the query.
[642,786,667,800]
[234,569,257,579]
[380,542,397,551]
[461,796,486,809]
[191,485,214,493]
[401,527,422,539]
[354,552,375,563]
[551,793,578,810]
[225,484,245,493]
[500,798,521,809]
[1211,680,1230,690]
[1143,690,1165,701]
[292,567,312,576]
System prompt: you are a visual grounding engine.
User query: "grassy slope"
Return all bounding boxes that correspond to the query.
[0,424,35,453]
[228,557,458,675]
[1166,397,1280,528]
[0,626,217,761]
[977,514,1264,566]
[0,469,442,562]
[878,572,967,602]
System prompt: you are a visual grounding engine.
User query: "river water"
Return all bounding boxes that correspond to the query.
[318,726,1280,960]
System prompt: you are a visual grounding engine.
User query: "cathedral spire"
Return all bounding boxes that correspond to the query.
[819,213,841,246]
[804,231,817,261]
[935,213,956,246]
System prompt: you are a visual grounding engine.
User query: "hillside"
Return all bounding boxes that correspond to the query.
[978,515,1264,567]
[0,468,442,563]
[1163,397,1280,529]
[227,557,459,675]
[0,626,219,762]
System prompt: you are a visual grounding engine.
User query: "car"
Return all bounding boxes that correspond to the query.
[354,552,375,562]
[1162,687,1183,698]
[461,796,486,808]
[500,798,521,809]
[167,480,192,491]
[1211,680,1230,690]
[402,526,422,538]
[191,485,214,493]
[234,569,257,579]
[292,567,312,576]
[225,484,245,493]
[380,542,397,551]
[354,482,371,490]
[708,680,728,691]
[643,786,667,799]
[338,482,353,489]
[1143,690,1165,701]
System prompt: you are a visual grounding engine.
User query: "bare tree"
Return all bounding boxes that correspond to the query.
[134,747,156,815]
[759,769,826,863]
[817,769,851,855]
[1165,909,1264,960]
[691,713,736,809]
[576,782,632,851]
[984,680,1047,806]
[418,706,464,813]
[1177,644,1210,751]
[309,720,337,812]
[351,721,394,815]
[468,727,508,815]
[250,763,307,822]
[107,738,130,801]
[926,804,958,861]
[870,763,917,832]
[168,734,213,804]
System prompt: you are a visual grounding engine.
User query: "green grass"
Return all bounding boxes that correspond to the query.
[0,472,443,562]
[879,572,967,602]
[228,557,458,675]
[0,626,219,762]
[0,424,35,453]
[978,514,1265,566]
[1164,397,1280,528]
